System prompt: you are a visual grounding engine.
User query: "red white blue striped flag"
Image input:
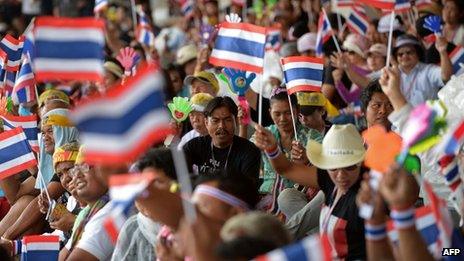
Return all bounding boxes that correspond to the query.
[265,26,282,51]
[315,11,333,57]
[0,34,24,72]
[21,235,60,261]
[70,65,172,164]
[210,22,267,74]
[136,8,155,48]
[103,173,155,243]
[281,56,324,94]
[0,127,37,180]
[357,0,396,10]
[32,17,105,82]
[347,7,369,35]
[12,54,36,104]
[1,114,39,152]
[4,71,16,96]
[449,46,464,76]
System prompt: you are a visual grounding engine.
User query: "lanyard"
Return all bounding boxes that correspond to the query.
[321,188,343,235]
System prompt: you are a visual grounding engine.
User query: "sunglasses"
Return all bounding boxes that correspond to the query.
[328,164,359,172]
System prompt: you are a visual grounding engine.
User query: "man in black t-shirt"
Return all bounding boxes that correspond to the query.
[183,96,261,183]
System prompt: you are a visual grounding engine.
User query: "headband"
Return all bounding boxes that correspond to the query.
[193,185,250,211]
[42,114,73,127]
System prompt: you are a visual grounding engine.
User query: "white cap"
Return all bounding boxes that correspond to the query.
[297,33,317,53]
[377,14,404,33]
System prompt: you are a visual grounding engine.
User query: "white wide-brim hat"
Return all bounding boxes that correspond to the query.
[306,124,366,170]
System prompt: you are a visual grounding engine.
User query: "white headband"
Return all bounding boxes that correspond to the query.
[193,184,250,211]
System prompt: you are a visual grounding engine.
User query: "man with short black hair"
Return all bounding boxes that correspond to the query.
[183,96,261,183]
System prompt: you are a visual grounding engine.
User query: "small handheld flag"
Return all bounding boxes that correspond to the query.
[33,17,105,82]
[0,127,37,180]
[12,54,36,105]
[357,0,396,10]
[347,7,369,35]
[315,11,333,56]
[0,34,24,71]
[136,8,155,48]
[281,56,324,94]
[210,22,267,74]
[70,65,172,164]
[1,114,39,152]
[21,235,60,261]
[449,46,464,76]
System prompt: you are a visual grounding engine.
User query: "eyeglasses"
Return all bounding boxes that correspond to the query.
[69,163,90,177]
[328,164,359,172]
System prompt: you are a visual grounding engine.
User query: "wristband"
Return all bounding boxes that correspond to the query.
[365,222,387,241]
[265,146,281,159]
[13,239,21,256]
[390,207,415,229]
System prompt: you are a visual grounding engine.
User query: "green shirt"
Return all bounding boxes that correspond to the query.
[251,124,323,194]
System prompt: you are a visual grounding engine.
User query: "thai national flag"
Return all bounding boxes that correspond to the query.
[357,0,396,10]
[209,22,267,74]
[281,56,324,95]
[4,71,16,96]
[387,204,453,259]
[136,9,156,48]
[449,46,464,76]
[394,0,411,12]
[265,26,282,51]
[21,235,60,261]
[347,7,369,35]
[1,114,39,152]
[22,19,35,61]
[0,127,37,180]
[180,0,194,18]
[103,173,155,244]
[94,0,109,14]
[0,49,7,87]
[33,17,105,82]
[315,12,333,57]
[12,54,36,105]
[0,34,24,72]
[70,65,172,164]
[254,234,331,261]
[335,0,356,7]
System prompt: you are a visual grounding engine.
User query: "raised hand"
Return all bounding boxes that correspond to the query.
[378,164,419,209]
[167,97,193,123]
[222,68,256,96]
[423,15,443,36]
[225,13,241,23]
[116,47,138,75]
[291,140,309,165]
[253,124,278,152]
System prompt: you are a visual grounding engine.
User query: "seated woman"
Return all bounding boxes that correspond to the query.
[253,123,367,259]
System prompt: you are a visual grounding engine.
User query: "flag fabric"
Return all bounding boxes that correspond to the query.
[0,127,37,180]
[4,71,16,96]
[70,65,172,164]
[265,26,282,51]
[387,204,452,259]
[254,234,331,261]
[21,235,60,261]
[357,0,396,10]
[315,12,333,57]
[335,0,356,7]
[22,19,35,61]
[94,0,109,14]
[180,0,194,17]
[12,54,36,104]
[209,22,267,74]
[394,0,412,12]
[347,7,369,35]
[103,173,155,244]
[33,17,105,82]
[0,34,24,72]
[136,8,156,47]
[449,46,464,76]
[0,48,7,87]
[1,114,39,152]
[281,56,324,94]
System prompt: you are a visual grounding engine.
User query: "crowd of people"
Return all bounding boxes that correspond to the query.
[0,0,463,260]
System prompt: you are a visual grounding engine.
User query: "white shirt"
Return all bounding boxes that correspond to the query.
[400,62,443,107]
[178,129,201,150]
[75,203,114,261]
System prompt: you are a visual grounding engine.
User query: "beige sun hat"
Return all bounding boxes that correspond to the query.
[306,124,365,170]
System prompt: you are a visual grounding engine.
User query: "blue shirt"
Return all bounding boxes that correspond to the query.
[400,62,443,107]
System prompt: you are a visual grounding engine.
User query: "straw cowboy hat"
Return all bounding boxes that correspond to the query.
[306,124,365,170]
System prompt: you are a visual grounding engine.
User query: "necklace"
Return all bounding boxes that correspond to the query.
[210,140,233,170]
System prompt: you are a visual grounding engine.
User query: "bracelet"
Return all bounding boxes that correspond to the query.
[390,207,415,230]
[13,240,21,256]
[365,222,387,241]
[265,146,281,159]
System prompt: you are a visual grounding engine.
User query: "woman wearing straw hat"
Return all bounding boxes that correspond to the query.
[253,123,366,260]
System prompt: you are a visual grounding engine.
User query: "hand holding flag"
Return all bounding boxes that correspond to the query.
[423,15,443,37]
